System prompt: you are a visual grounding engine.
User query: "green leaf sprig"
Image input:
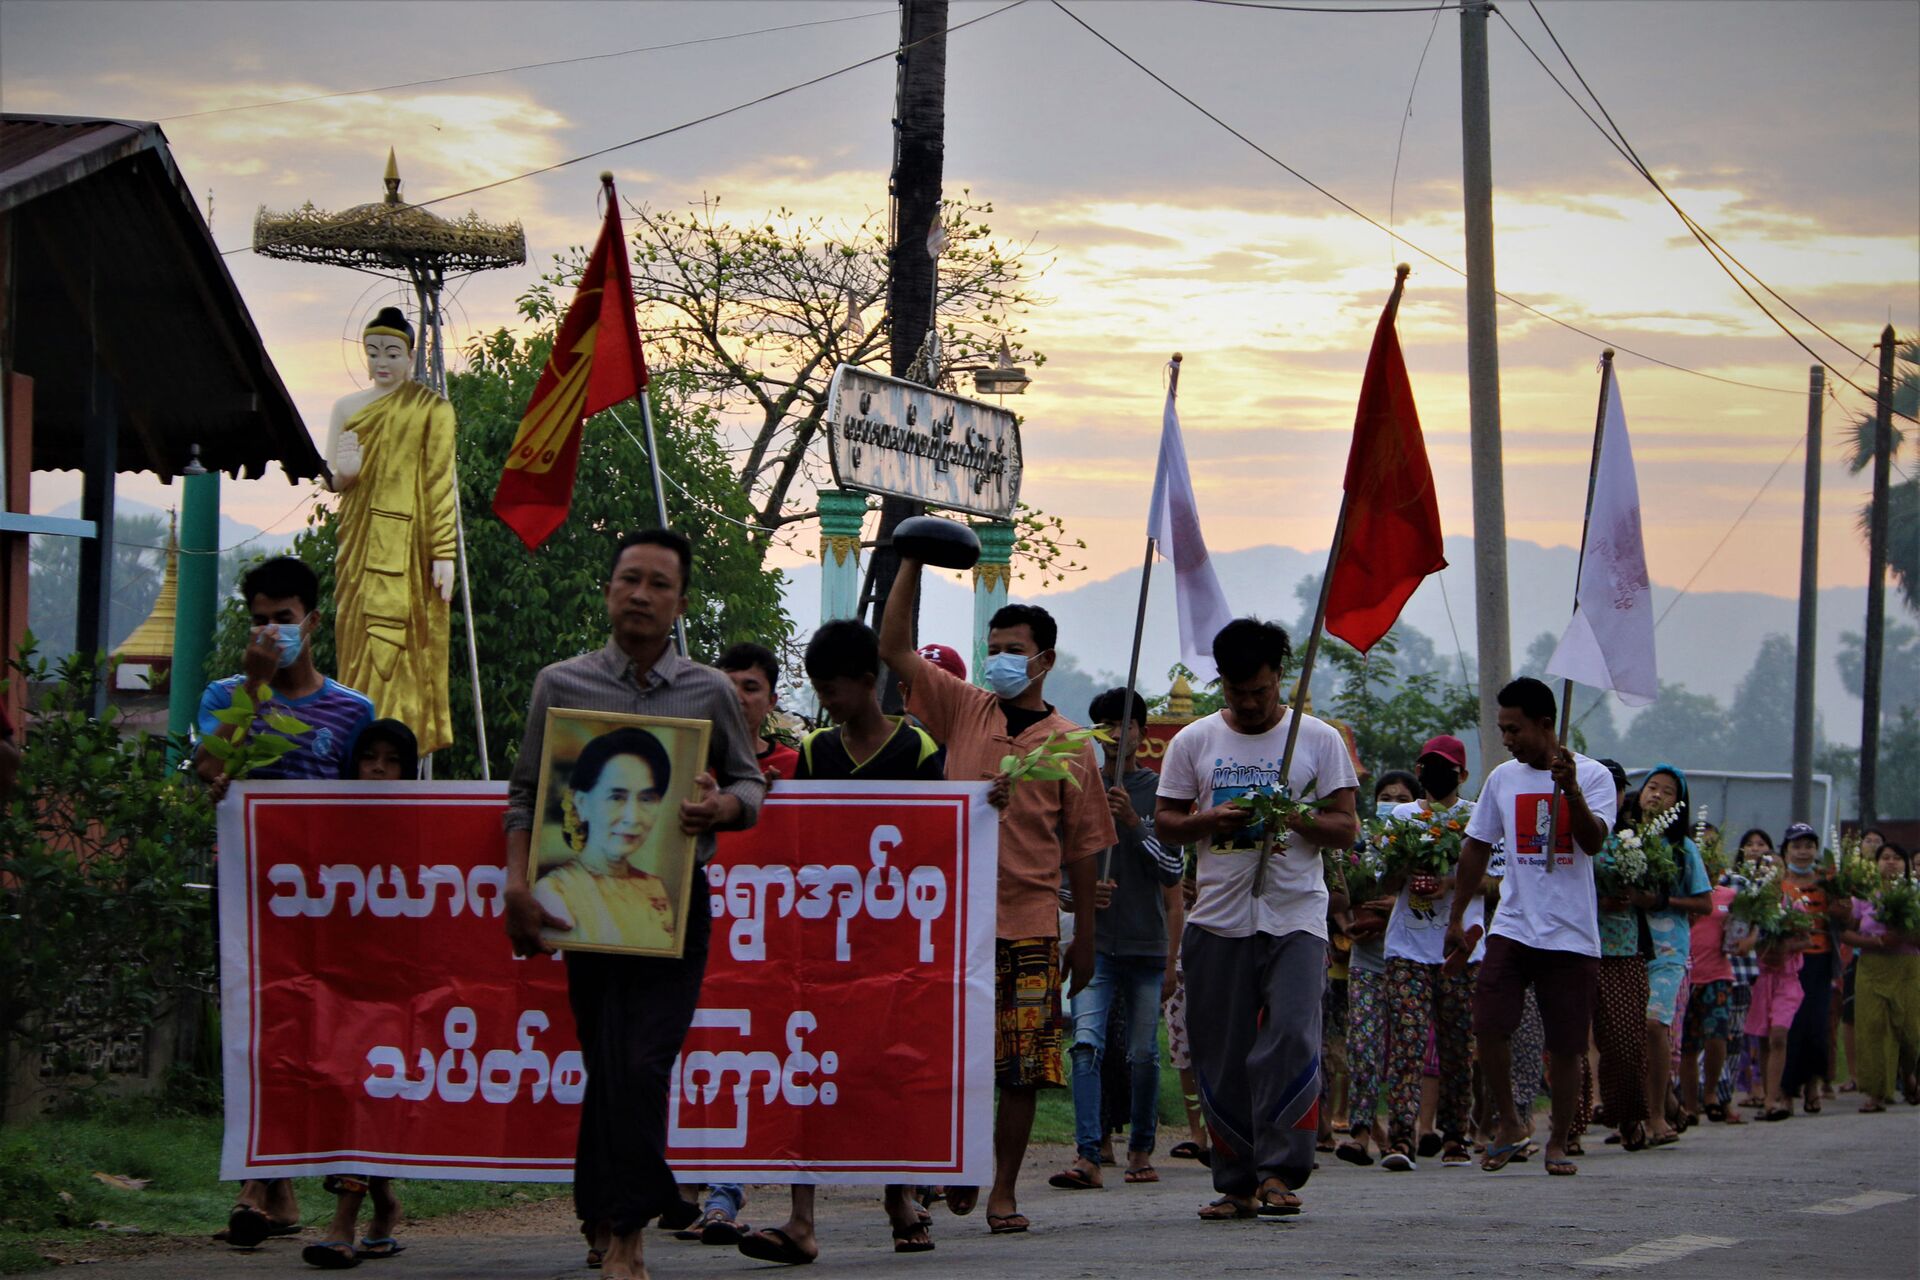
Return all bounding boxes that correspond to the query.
[197,682,312,780]
[999,726,1112,791]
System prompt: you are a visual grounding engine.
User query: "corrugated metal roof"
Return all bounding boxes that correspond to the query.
[0,114,322,482]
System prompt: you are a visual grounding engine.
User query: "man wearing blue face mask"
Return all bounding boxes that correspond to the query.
[194,556,377,799]
[192,556,375,1248]
[880,557,1115,1238]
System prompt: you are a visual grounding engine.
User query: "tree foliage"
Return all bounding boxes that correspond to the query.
[0,646,215,1108]
[213,281,792,781]
[1844,335,1918,616]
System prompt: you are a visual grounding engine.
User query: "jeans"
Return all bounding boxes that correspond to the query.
[1069,952,1165,1162]
[701,1184,744,1219]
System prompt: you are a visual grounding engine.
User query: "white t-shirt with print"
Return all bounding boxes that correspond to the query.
[1159,709,1360,941]
[1385,797,1486,965]
[1464,754,1617,958]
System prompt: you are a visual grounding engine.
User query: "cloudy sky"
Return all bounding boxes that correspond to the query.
[4,0,1916,600]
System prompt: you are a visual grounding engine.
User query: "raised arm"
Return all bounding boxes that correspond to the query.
[877,556,933,693]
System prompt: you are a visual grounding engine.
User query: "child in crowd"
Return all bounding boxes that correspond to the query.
[304,719,418,1271]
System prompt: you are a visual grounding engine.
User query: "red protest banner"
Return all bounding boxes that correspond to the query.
[218,781,994,1185]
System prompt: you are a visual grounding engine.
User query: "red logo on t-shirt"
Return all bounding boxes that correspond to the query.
[1512,792,1578,865]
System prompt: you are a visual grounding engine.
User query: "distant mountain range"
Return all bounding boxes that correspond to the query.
[779,535,1873,745]
[50,496,300,560]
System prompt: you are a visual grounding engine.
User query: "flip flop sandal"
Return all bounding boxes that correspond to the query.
[658,1198,702,1233]
[986,1213,1030,1235]
[1649,1132,1680,1147]
[1123,1165,1160,1184]
[1479,1141,1524,1172]
[1417,1133,1444,1159]
[1256,1189,1302,1218]
[322,1175,370,1197]
[1545,1158,1578,1176]
[585,1248,602,1269]
[1168,1141,1205,1160]
[737,1227,817,1266]
[1315,1137,1337,1152]
[354,1238,404,1262]
[301,1242,359,1270]
[1441,1141,1473,1165]
[1047,1167,1100,1190]
[1763,1108,1793,1122]
[892,1223,936,1253]
[701,1211,750,1246]
[1197,1197,1256,1221]
[1335,1142,1374,1167]
[1704,1104,1727,1123]
[1566,1140,1585,1158]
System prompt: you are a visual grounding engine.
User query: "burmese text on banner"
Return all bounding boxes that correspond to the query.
[218,780,996,1184]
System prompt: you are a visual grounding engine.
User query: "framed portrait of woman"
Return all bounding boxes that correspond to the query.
[528,708,712,957]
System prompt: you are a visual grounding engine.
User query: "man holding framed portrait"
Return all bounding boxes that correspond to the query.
[502,529,765,1280]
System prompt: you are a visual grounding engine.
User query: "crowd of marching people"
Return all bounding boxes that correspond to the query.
[190,535,1919,1278]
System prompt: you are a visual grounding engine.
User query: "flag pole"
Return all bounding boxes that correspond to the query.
[1543,348,1614,873]
[605,170,687,657]
[1105,354,1179,881]
[1257,265,1409,898]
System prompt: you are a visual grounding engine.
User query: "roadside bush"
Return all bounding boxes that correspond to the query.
[0,644,216,1114]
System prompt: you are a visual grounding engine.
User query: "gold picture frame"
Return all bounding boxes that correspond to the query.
[528,708,711,958]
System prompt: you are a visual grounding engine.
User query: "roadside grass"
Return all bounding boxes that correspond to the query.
[0,1100,564,1275]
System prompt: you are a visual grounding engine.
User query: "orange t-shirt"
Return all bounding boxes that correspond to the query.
[907,664,1116,940]
[1782,878,1830,954]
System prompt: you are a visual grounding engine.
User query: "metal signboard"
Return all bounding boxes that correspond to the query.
[825,365,1022,519]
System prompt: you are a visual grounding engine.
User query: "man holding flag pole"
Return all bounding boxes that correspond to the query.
[1155,265,1444,1219]
[1445,350,1647,1178]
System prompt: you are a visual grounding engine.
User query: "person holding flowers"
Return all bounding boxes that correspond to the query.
[1378,736,1480,1171]
[1590,761,1652,1149]
[1777,823,1839,1114]
[1157,618,1359,1220]
[1731,844,1816,1121]
[1838,842,1920,1112]
[1632,766,1712,1145]
[1727,828,1776,1109]
[1336,772,1415,1167]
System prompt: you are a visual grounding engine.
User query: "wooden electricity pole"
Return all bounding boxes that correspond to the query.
[1859,327,1896,822]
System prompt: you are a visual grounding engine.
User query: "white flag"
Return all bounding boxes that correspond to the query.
[1147,385,1233,680]
[1547,365,1657,706]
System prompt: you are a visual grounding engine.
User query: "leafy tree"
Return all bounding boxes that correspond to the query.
[1616,682,1730,769]
[212,282,792,781]
[1843,336,1918,616]
[0,646,215,1113]
[26,513,168,660]
[1817,707,1920,820]
[1322,630,1480,776]
[1724,633,1798,773]
[1837,624,1920,717]
[623,195,1049,535]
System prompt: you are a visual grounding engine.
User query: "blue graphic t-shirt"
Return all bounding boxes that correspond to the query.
[197,676,376,780]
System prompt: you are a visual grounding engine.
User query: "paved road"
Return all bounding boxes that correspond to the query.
[84,1105,1919,1278]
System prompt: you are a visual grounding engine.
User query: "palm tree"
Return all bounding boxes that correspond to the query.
[1845,336,1919,615]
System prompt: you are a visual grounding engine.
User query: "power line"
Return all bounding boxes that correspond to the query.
[1497,2,1911,421]
[1192,0,1451,11]
[159,8,896,122]
[219,0,1029,260]
[1386,1,1450,266]
[1055,1,1804,397]
[1652,431,1806,632]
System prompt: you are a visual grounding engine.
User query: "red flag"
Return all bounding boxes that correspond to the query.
[1323,286,1446,653]
[493,176,650,550]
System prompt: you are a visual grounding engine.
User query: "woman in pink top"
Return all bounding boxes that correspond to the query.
[1837,844,1920,1113]
[1679,881,1743,1125]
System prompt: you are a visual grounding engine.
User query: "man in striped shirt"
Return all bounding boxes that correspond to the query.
[502,529,765,1280]
[193,555,375,1248]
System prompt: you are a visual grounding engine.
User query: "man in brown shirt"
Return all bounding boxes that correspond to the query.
[880,556,1114,1235]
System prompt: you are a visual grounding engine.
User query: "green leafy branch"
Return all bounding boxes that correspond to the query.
[196,683,311,780]
[1000,727,1112,791]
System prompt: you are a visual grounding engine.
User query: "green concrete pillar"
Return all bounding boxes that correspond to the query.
[817,490,869,623]
[167,458,219,742]
[970,519,1016,688]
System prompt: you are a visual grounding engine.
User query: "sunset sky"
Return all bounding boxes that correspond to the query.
[4,0,1916,601]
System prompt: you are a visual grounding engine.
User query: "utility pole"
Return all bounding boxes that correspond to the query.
[1790,366,1822,823]
[861,0,947,683]
[1459,0,1511,774]
[1859,327,1896,822]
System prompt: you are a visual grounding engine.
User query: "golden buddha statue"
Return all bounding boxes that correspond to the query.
[323,307,456,756]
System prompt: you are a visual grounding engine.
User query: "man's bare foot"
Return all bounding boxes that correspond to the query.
[602,1228,648,1280]
[1046,1156,1102,1189]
